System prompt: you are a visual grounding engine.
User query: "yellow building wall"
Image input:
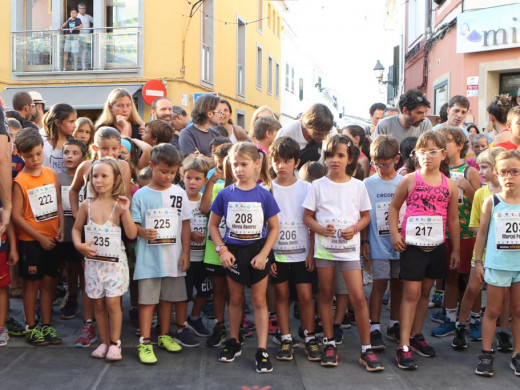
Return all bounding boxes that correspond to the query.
[0,1,11,90]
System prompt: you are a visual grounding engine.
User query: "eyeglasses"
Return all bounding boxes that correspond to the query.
[414,149,444,158]
[28,103,35,107]
[497,169,520,177]
[212,110,224,115]
[371,156,397,169]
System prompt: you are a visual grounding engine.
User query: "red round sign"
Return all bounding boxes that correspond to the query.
[142,80,167,105]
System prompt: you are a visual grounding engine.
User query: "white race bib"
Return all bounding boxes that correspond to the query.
[84,225,121,262]
[450,172,464,205]
[318,217,356,254]
[405,215,443,247]
[227,202,264,241]
[61,186,72,217]
[27,184,58,222]
[190,214,208,251]
[208,217,226,242]
[274,221,307,255]
[145,208,178,245]
[375,201,406,236]
[495,211,520,251]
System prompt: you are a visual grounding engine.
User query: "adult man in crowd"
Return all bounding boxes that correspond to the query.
[275,103,335,168]
[432,95,470,138]
[383,106,399,118]
[179,94,221,162]
[374,89,432,145]
[171,105,192,132]
[368,102,386,135]
[29,91,46,133]
[6,92,38,130]
[0,106,12,234]
[150,97,179,149]
[77,2,94,71]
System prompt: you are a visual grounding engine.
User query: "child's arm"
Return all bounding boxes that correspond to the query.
[54,172,64,243]
[71,202,97,258]
[458,167,480,202]
[340,210,370,241]
[389,175,411,252]
[130,138,152,170]
[11,182,56,251]
[179,219,191,272]
[446,179,461,270]
[303,209,335,237]
[70,161,88,217]
[361,227,370,261]
[118,196,137,240]
[6,223,18,265]
[208,211,235,268]
[136,223,157,241]
[251,214,279,270]
[200,170,222,214]
[118,160,133,200]
[305,231,315,272]
[473,197,492,283]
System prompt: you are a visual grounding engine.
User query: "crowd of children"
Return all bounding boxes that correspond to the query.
[1,98,520,379]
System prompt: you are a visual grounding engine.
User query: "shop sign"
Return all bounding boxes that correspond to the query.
[466,76,479,97]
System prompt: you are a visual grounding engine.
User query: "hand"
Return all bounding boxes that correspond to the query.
[475,263,484,283]
[210,169,223,184]
[305,255,316,272]
[116,115,131,135]
[363,259,372,274]
[219,250,236,268]
[269,262,277,277]
[8,250,19,266]
[140,228,158,241]
[457,177,471,192]
[361,242,371,261]
[322,224,335,237]
[138,125,146,137]
[77,241,97,258]
[58,26,62,31]
[391,233,407,252]
[39,236,56,251]
[340,226,356,241]
[0,208,11,235]
[179,253,190,272]
[190,231,205,244]
[55,227,64,243]
[449,251,460,270]
[251,254,268,270]
[117,196,131,212]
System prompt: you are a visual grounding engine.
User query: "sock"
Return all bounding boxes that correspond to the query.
[281,334,292,342]
[470,312,481,324]
[325,339,336,347]
[457,321,467,328]
[370,322,380,332]
[388,320,398,328]
[190,315,200,321]
[304,329,315,343]
[85,319,94,326]
[446,308,457,322]
[361,344,372,353]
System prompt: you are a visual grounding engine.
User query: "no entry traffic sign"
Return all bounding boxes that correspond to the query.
[142,80,167,105]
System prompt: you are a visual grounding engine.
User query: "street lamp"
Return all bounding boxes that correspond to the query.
[373,60,388,85]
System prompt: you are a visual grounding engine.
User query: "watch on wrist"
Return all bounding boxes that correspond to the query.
[215,244,225,254]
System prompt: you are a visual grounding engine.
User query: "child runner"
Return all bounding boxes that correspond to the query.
[131,144,192,364]
[73,117,94,157]
[473,150,520,377]
[253,116,281,155]
[72,158,136,361]
[303,134,384,371]
[269,137,319,362]
[362,135,404,350]
[389,131,460,370]
[466,134,489,171]
[12,128,64,346]
[42,103,77,173]
[141,120,175,147]
[208,142,280,373]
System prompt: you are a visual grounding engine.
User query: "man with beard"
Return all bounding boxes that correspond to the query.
[150,97,180,149]
[5,92,38,131]
[28,91,46,133]
[432,95,470,138]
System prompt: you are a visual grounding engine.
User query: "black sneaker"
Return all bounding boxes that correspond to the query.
[396,346,417,370]
[511,353,520,376]
[475,352,494,376]
[370,329,386,351]
[218,338,242,362]
[359,348,384,372]
[304,338,322,361]
[207,323,226,348]
[497,331,513,352]
[333,323,343,345]
[341,316,352,329]
[276,339,294,361]
[410,334,435,357]
[41,325,62,345]
[386,323,400,342]
[321,343,338,367]
[255,348,273,373]
[25,325,49,346]
[451,323,468,350]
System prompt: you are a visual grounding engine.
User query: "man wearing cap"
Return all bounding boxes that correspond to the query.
[5,92,38,131]
[29,91,46,133]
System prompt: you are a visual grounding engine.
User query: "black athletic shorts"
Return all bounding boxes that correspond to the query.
[226,239,273,286]
[271,261,315,285]
[186,261,213,300]
[400,243,447,281]
[19,240,60,280]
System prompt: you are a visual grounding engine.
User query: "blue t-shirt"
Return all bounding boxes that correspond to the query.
[364,173,403,260]
[210,184,280,246]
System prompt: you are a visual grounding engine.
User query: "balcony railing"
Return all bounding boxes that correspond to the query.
[11,27,141,74]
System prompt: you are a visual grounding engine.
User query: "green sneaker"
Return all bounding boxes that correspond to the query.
[138,343,158,365]
[41,325,62,345]
[25,326,49,346]
[158,334,182,353]
[6,317,25,336]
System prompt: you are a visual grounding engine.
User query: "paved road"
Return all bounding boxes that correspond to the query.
[1,291,517,390]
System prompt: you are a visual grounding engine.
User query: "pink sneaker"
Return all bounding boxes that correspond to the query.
[91,343,109,359]
[75,323,98,347]
[106,344,122,361]
[268,316,278,335]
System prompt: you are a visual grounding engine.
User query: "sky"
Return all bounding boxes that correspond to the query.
[280,0,400,118]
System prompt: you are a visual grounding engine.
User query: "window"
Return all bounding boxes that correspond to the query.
[434,80,449,115]
[201,0,214,85]
[299,78,304,101]
[256,45,263,89]
[275,61,280,98]
[267,56,273,94]
[407,0,425,46]
[236,110,246,128]
[257,0,263,32]
[237,17,246,97]
[267,3,272,28]
[291,67,295,93]
[285,63,290,91]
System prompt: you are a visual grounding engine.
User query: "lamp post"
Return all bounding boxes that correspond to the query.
[373,60,388,85]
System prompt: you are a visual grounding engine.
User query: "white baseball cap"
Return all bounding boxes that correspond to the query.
[28,91,46,104]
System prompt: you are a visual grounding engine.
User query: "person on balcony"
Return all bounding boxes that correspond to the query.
[77,2,94,71]
[58,9,83,71]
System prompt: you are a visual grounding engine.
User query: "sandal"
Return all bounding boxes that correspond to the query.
[106,344,122,361]
[91,343,109,359]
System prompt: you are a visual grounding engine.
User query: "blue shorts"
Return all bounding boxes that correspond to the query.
[484,268,520,287]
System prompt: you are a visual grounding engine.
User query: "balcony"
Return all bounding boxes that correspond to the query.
[11,27,141,75]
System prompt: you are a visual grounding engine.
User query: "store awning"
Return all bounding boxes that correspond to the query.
[1,84,142,110]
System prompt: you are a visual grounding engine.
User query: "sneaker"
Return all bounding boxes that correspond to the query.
[497,331,513,352]
[129,307,139,328]
[268,316,278,335]
[386,323,400,343]
[451,323,468,350]
[511,353,520,376]
[431,318,456,337]
[158,334,182,353]
[430,291,443,308]
[256,348,273,373]
[396,346,417,370]
[75,322,98,347]
[218,338,242,362]
[60,300,78,319]
[41,325,62,345]
[138,343,158,365]
[431,308,446,324]
[341,316,352,329]
[321,343,338,367]
[243,316,256,330]
[53,285,67,305]
[0,327,9,346]
[333,323,343,345]
[359,348,384,372]
[272,329,300,348]
[475,352,494,376]
[202,300,215,319]
[304,337,322,361]
[370,329,386,351]
[276,339,294,361]
[314,318,324,336]
[410,334,435,357]
[6,317,25,336]
[242,324,253,338]
[25,325,49,346]
[173,327,199,347]
[187,317,210,337]
[207,323,226,347]
[469,321,482,341]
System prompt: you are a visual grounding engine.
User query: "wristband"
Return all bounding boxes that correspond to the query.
[472,258,482,264]
[353,224,359,234]
[218,247,228,256]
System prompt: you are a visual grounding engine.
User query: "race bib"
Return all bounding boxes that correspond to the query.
[145,208,178,245]
[405,215,443,247]
[227,202,263,241]
[208,217,226,242]
[190,214,208,251]
[78,185,93,203]
[84,225,121,262]
[375,202,406,236]
[27,184,58,222]
[61,186,72,217]
[495,211,520,250]
[317,217,356,254]
[273,221,307,255]
[450,172,464,205]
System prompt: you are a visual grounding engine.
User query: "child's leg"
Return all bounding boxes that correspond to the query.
[105,296,123,342]
[138,304,156,339]
[389,278,402,322]
[251,276,269,349]
[274,281,290,335]
[510,282,520,354]
[39,275,57,325]
[399,280,422,347]
[458,268,482,323]
[316,266,335,340]
[333,294,347,325]
[499,288,511,332]
[266,279,276,316]
[212,276,228,323]
[342,269,370,345]
[93,298,109,345]
[0,286,8,328]
[67,260,81,303]
[296,283,315,333]
[23,280,40,327]
[80,268,95,322]
[158,300,174,335]
[175,301,188,327]
[227,277,245,340]
[482,285,505,351]
[443,269,459,314]
[369,279,388,324]
[191,295,208,317]
[410,278,435,336]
